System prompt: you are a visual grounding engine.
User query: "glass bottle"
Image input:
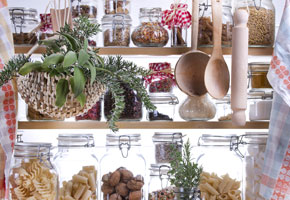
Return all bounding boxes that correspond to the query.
[100,134,146,200]
[71,0,98,19]
[9,143,58,200]
[104,0,131,15]
[235,0,275,47]
[132,8,169,47]
[53,134,98,200]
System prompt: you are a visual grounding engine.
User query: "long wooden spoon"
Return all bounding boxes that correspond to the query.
[204,0,230,99]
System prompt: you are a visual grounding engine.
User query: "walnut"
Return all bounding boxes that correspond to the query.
[109,170,121,187]
[127,177,144,191]
[118,168,133,183]
[101,183,115,195]
[109,193,122,200]
[102,173,111,183]
[116,182,129,197]
[129,191,142,200]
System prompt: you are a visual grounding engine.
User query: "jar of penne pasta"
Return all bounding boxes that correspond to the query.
[9,142,58,200]
[53,134,98,200]
[196,134,244,200]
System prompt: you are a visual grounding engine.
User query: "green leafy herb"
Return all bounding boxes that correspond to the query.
[73,66,86,98]
[63,51,77,68]
[19,61,43,75]
[55,79,69,107]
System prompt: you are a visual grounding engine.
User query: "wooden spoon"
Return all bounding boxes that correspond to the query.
[204,0,230,99]
[175,0,210,96]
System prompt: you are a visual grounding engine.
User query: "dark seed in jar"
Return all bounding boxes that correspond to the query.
[104,28,130,47]
[13,33,37,45]
[155,143,181,163]
[72,5,97,18]
[149,111,172,121]
[76,101,101,121]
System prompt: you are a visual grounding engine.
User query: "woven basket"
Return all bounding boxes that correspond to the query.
[17,72,105,119]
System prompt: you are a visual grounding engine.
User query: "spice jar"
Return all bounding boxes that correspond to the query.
[236,0,275,47]
[132,8,169,47]
[148,95,179,121]
[249,91,273,121]
[9,143,58,200]
[76,100,102,121]
[104,82,142,121]
[39,13,54,40]
[238,133,268,200]
[198,0,233,46]
[100,134,146,200]
[104,0,131,15]
[102,14,132,47]
[9,7,39,45]
[152,132,183,164]
[216,95,232,121]
[148,164,175,200]
[179,94,216,121]
[53,134,98,200]
[71,0,97,19]
[248,62,272,91]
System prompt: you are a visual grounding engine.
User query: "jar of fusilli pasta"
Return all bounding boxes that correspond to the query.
[53,134,98,200]
[9,142,58,200]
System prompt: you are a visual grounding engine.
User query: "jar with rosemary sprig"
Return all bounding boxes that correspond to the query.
[168,139,203,200]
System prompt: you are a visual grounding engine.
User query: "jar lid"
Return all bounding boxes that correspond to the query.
[198,134,238,146]
[57,134,95,148]
[106,134,141,146]
[149,95,179,105]
[14,142,52,158]
[153,132,183,143]
[9,7,38,21]
[102,14,132,25]
[248,90,273,100]
[239,133,268,145]
[140,7,162,17]
[249,62,270,72]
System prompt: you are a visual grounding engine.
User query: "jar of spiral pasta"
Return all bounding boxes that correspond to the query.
[53,134,98,200]
[9,142,58,200]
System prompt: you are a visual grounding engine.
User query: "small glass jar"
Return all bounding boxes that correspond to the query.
[104,82,142,121]
[236,0,275,47]
[216,95,232,121]
[132,8,169,47]
[148,164,175,200]
[9,7,39,45]
[100,134,146,200]
[152,132,183,164]
[76,99,102,121]
[248,62,272,91]
[9,143,58,200]
[248,91,273,121]
[71,0,97,19]
[102,14,132,47]
[238,133,268,200]
[104,0,131,15]
[179,94,216,121]
[53,134,98,200]
[198,0,233,47]
[171,25,188,47]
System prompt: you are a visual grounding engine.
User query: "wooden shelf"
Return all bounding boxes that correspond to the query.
[15,45,273,56]
[18,121,269,130]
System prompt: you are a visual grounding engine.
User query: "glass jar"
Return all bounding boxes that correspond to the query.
[148,95,179,121]
[248,62,272,91]
[148,164,175,200]
[198,0,233,47]
[216,95,232,121]
[9,143,58,200]
[39,13,54,40]
[179,94,216,121]
[100,134,146,200]
[76,99,102,121]
[53,134,98,200]
[152,132,183,164]
[236,0,275,47]
[71,0,97,19]
[104,0,131,14]
[197,135,243,199]
[248,91,273,121]
[238,133,268,200]
[132,8,169,47]
[102,14,132,47]
[9,7,39,45]
[171,25,188,47]
[104,82,142,121]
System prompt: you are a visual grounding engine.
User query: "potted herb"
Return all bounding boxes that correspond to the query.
[168,139,203,200]
[0,17,155,131]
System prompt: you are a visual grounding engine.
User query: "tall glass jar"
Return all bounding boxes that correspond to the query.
[9,7,39,45]
[236,0,275,47]
[9,143,58,200]
[239,133,268,200]
[104,0,131,14]
[197,135,243,199]
[71,0,97,19]
[100,134,146,200]
[198,0,233,47]
[102,14,132,46]
[148,164,175,200]
[132,8,169,47]
[53,134,98,200]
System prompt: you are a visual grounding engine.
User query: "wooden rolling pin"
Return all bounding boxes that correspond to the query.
[231,9,249,126]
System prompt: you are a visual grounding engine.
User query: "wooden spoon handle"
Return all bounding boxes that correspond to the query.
[191,0,199,50]
[211,0,222,54]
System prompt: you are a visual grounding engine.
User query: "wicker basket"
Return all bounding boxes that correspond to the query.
[17,72,105,119]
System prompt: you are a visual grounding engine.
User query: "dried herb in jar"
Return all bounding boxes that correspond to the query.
[72,5,97,18]
[104,27,130,47]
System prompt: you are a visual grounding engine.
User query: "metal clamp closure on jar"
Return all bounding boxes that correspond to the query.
[140,8,162,22]
[57,134,95,148]
[112,14,125,40]
[159,165,171,189]
[150,95,179,105]
[248,90,274,100]
[199,0,232,17]
[237,133,268,157]
[10,8,25,33]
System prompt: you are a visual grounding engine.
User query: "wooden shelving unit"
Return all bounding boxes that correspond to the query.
[18,121,269,130]
[14,45,274,56]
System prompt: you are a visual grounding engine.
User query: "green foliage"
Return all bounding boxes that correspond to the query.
[168,139,203,196]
